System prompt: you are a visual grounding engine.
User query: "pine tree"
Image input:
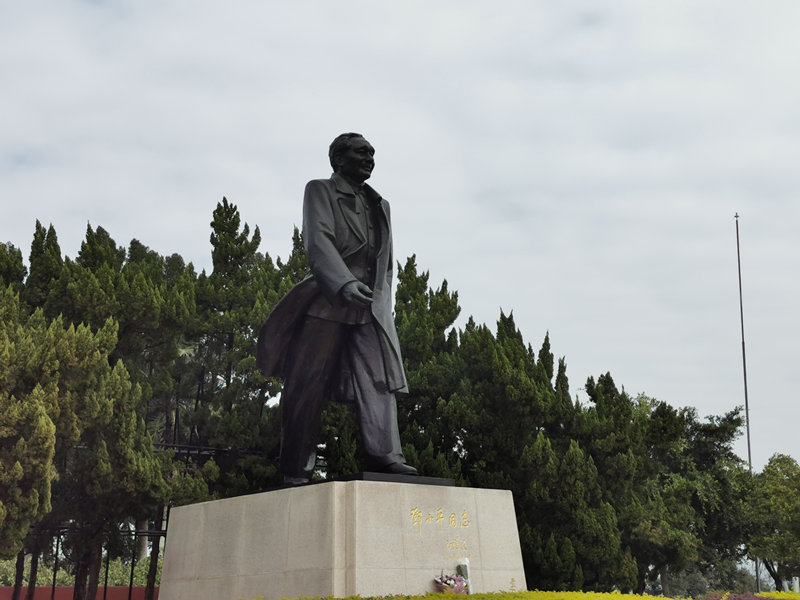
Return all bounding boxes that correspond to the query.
[4,213,772,595]
[8,222,172,596]
[0,289,57,559]
[682,406,751,575]
[114,239,198,451]
[456,313,546,490]
[0,243,26,292]
[390,256,463,480]
[25,313,167,600]
[517,430,636,590]
[22,221,62,310]
[192,198,282,495]
[63,356,167,600]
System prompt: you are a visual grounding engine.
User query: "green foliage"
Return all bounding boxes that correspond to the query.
[1,238,170,592]
[102,555,163,586]
[1,208,788,594]
[569,377,754,594]
[191,197,284,496]
[0,554,162,586]
[392,256,463,482]
[747,453,800,589]
[0,553,72,586]
[0,387,55,559]
[0,242,26,291]
[0,289,57,558]
[390,258,639,590]
[319,403,363,479]
[241,592,695,600]
[22,221,61,309]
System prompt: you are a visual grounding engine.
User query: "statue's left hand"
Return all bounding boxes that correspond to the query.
[341,281,374,307]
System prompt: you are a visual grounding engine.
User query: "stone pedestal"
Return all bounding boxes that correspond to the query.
[159,478,526,600]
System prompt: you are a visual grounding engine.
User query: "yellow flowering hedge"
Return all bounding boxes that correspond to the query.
[248,593,684,600]
[247,591,800,600]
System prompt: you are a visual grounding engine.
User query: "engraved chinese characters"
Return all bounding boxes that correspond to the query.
[410,505,472,561]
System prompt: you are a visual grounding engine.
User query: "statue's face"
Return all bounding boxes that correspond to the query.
[335,137,375,184]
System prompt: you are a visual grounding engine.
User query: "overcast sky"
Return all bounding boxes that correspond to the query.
[3,1,799,470]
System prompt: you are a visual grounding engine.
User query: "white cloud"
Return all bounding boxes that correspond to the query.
[1,0,798,468]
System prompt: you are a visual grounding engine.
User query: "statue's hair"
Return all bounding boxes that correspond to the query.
[329,132,365,171]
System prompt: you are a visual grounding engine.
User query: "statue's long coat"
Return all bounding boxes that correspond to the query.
[255,173,408,398]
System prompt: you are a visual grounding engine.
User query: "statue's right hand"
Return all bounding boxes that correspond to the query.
[341,281,374,307]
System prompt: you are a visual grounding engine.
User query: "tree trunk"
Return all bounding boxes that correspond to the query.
[660,566,671,598]
[137,518,149,559]
[173,375,182,443]
[164,393,174,444]
[635,564,646,595]
[11,550,25,600]
[190,366,205,444]
[72,556,88,600]
[762,560,783,591]
[25,539,40,600]
[72,538,91,600]
[145,507,164,600]
[85,540,103,600]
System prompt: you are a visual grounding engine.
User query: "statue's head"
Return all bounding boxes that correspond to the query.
[329,132,375,183]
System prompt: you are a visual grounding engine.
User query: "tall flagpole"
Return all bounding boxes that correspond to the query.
[735,213,758,590]
[735,213,753,470]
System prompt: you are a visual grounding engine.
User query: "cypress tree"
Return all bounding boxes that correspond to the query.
[0,290,57,559]
[193,198,282,495]
[23,221,62,310]
[0,243,26,292]
[391,256,463,480]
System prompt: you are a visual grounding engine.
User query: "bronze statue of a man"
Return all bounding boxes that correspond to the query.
[256,132,417,485]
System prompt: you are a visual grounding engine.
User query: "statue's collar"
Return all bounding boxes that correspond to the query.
[332,173,380,202]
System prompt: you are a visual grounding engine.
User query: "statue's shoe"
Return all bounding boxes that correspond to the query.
[283,475,310,486]
[381,462,419,476]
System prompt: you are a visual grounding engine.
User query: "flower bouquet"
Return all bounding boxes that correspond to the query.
[434,572,468,594]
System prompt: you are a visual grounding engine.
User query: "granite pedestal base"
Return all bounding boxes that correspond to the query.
[159,478,526,600]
